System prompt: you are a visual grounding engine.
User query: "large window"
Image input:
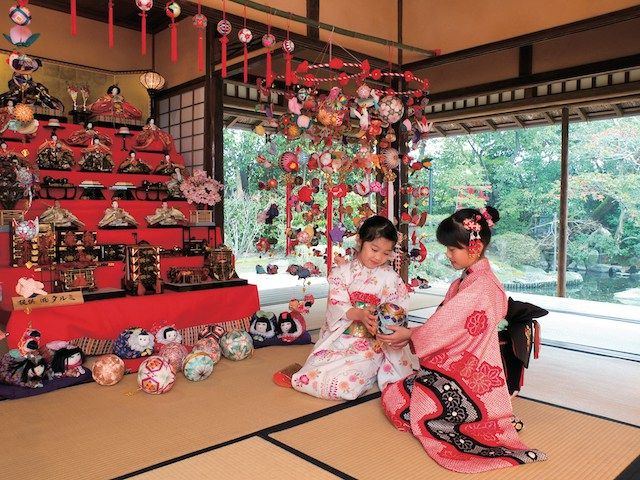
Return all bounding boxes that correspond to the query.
[157,86,205,174]
[410,117,640,305]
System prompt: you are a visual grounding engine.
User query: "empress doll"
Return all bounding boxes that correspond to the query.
[89,85,142,120]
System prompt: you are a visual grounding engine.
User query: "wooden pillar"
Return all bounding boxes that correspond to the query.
[557,106,569,296]
[206,22,225,238]
[306,0,319,40]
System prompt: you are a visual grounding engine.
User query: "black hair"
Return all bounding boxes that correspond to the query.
[358,215,398,245]
[20,357,47,384]
[107,85,120,95]
[436,206,500,251]
[254,318,273,332]
[162,327,177,339]
[51,346,85,375]
[277,312,298,334]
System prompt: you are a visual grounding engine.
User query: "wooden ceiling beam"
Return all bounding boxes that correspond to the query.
[512,116,526,128]
[485,119,497,131]
[612,104,624,116]
[542,112,555,124]
[576,107,588,121]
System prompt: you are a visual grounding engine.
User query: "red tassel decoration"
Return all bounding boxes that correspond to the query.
[220,35,228,77]
[141,11,147,55]
[198,30,204,71]
[266,49,273,88]
[243,43,248,83]
[70,0,77,36]
[108,0,114,48]
[285,52,292,86]
[193,4,207,72]
[170,21,177,63]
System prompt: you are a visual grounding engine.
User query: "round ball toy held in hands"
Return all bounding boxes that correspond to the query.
[91,354,125,386]
[219,330,254,361]
[376,303,408,335]
[137,356,176,394]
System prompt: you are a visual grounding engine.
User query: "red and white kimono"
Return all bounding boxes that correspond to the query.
[292,259,413,400]
[382,258,546,473]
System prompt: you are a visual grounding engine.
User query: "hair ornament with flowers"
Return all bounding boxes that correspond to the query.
[479,207,494,227]
[462,215,483,256]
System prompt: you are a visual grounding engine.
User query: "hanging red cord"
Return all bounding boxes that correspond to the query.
[193,2,207,71]
[216,0,231,77]
[238,6,252,84]
[165,2,181,63]
[108,0,114,48]
[70,0,77,36]
[262,13,275,88]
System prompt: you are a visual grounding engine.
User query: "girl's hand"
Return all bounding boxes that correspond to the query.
[347,307,378,335]
[377,325,412,349]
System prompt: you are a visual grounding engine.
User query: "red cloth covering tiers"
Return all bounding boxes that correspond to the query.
[7,284,259,351]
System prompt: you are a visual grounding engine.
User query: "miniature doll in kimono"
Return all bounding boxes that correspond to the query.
[0,353,48,388]
[36,134,74,170]
[249,311,277,343]
[49,343,86,378]
[117,150,151,174]
[276,312,303,343]
[113,327,154,359]
[155,325,183,346]
[78,138,114,172]
[378,207,546,473]
[288,216,413,400]
[89,85,142,120]
[133,118,173,151]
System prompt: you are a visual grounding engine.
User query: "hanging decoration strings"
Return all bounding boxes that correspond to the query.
[70,0,77,36]
[193,1,207,71]
[283,15,294,87]
[262,10,275,88]
[136,0,152,55]
[238,5,252,84]
[166,2,181,63]
[216,0,231,77]
[108,0,114,48]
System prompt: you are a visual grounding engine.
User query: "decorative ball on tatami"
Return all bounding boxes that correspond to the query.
[219,330,254,361]
[182,351,215,382]
[159,342,189,372]
[192,337,222,365]
[91,354,125,386]
[137,356,176,394]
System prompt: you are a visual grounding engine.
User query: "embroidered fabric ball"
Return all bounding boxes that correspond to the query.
[137,356,176,394]
[219,330,254,361]
[377,95,404,124]
[182,351,215,382]
[159,343,189,372]
[91,354,125,386]
[192,337,221,364]
[377,302,408,335]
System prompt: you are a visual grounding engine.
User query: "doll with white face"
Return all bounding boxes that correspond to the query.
[50,345,86,378]
[249,311,277,341]
[155,326,183,346]
[276,312,303,343]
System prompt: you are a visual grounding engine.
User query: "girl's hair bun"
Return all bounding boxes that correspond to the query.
[485,205,500,224]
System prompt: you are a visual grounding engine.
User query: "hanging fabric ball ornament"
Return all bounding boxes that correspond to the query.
[378,95,405,124]
[9,5,31,26]
[280,151,299,173]
[262,33,276,48]
[165,2,181,18]
[283,39,295,53]
[217,19,231,36]
[193,13,207,29]
[238,28,252,43]
[136,0,153,11]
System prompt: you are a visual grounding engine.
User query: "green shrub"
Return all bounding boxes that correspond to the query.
[489,232,542,267]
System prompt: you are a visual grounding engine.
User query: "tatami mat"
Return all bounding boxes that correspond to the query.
[130,437,339,480]
[0,345,327,480]
[271,396,640,480]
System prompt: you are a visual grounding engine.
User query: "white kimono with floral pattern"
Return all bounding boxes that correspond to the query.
[292,259,413,400]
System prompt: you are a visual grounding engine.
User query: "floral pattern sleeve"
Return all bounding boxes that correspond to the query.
[381,270,410,312]
[325,263,352,332]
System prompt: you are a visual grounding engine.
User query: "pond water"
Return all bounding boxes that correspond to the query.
[513,272,640,304]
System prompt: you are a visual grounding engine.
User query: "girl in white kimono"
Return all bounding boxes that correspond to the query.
[290,215,413,400]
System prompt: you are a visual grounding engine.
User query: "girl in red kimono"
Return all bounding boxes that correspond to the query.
[378,207,546,473]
